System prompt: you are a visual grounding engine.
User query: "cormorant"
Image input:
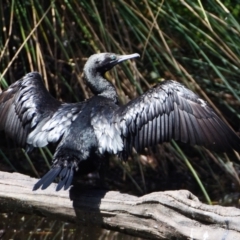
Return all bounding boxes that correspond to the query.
[0,52,240,191]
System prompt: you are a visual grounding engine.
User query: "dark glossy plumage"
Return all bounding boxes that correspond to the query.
[0,52,239,191]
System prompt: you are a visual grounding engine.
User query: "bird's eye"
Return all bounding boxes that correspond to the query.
[110,55,117,60]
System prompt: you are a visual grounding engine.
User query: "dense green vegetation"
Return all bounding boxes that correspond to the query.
[0,0,240,238]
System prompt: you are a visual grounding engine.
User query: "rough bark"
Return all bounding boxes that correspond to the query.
[0,171,239,239]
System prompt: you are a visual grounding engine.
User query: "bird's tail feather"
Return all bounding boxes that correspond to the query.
[33,162,75,191]
[56,166,74,191]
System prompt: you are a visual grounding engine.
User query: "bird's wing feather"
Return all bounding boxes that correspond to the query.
[114,80,240,154]
[0,72,81,148]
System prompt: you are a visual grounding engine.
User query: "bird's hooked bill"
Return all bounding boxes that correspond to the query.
[117,53,140,63]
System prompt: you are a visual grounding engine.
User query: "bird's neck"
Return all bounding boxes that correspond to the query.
[84,70,118,103]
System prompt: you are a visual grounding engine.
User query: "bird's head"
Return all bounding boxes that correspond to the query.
[83,52,140,76]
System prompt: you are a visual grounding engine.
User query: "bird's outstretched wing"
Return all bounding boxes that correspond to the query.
[0,72,81,149]
[115,80,240,155]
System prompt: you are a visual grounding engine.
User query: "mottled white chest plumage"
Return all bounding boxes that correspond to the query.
[90,104,123,155]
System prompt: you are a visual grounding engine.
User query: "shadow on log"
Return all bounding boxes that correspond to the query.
[0,171,239,239]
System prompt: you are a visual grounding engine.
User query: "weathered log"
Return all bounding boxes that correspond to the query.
[0,171,239,239]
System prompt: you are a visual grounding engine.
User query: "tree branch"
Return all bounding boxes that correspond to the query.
[0,171,239,239]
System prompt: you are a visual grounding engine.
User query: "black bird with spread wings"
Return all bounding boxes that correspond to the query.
[0,52,239,191]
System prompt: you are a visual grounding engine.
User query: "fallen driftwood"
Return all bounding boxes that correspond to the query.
[0,171,239,239]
